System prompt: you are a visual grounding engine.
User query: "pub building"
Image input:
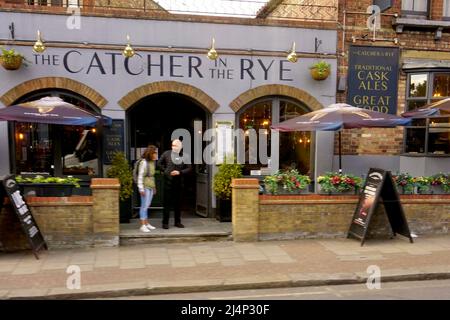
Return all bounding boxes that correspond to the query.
[0,0,448,227]
[337,0,450,176]
[0,1,339,220]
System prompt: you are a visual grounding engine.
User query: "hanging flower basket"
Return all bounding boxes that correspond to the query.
[310,67,330,80]
[309,61,331,81]
[0,55,23,70]
[0,47,26,71]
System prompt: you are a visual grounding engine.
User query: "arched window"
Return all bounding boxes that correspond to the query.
[11,90,102,177]
[237,97,313,176]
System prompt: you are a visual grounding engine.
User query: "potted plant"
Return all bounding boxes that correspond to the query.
[264,169,311,195]
[317,172,362,194]
[392,173,415,194]
[430,173,449,194]
[309,60,331,81]
[213,159,243,222]
[0,47,27,71]
[16,175,80,197]
[414,176,432,194]
[106,152,133,223]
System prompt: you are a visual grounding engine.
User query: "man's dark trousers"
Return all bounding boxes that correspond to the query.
[162,176,182,225]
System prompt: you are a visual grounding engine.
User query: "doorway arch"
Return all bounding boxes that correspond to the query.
[125,89,214,219]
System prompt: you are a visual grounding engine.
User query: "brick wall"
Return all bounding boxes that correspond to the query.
[337,0,450,157]
[259,195,449,240]
[232,179,450,242]
[0,178,120,251]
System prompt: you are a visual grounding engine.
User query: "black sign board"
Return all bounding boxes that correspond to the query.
[103,119,124,165]
[348,168,414,246]
[347,45,399,114]
[0,175,47,259]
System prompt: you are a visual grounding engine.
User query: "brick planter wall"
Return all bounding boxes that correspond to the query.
[0,178,120,250]
[232,179,450,242]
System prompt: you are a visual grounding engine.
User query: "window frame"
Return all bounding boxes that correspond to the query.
[8,89,103,178]
[444,0,450,20]
[401,0,429,18]
[403,70,450,156]
[235,96,314,175]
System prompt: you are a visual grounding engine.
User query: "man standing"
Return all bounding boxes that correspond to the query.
[157,139,192,229]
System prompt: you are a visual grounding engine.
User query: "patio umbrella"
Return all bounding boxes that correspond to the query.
[271,103,411,172]
[0,96,111,126]
[401,98,450,118]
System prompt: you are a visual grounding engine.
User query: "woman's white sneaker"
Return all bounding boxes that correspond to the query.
[140,225,151,233]
[146,223,156,230]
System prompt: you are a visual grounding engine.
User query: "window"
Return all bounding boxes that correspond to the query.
[444,0,450,18]
[404,71,450,155]
[237,98,312,176]
[401,0,428,16]
[26,0,82,6]
[12,90,101,177]
[405,72,450,111]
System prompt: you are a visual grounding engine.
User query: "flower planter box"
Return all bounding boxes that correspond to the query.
[265,186,309,195]
[395,186,414,195]
[430,185,449,194]
[19,183,74,197]
[317,184,359,195]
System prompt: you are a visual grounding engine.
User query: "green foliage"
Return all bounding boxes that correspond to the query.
[0,47,28,65]
[213,159,243,200]
[317,172,362,193]
[16,175,81,188]
[413,176,432,193]
[392,173,415,194]
[430,172,450,193]
[264,169,311,194]
[309,60,331,77]
[106,152,133,201]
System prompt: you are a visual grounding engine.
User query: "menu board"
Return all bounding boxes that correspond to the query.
[1,175,47,259]
[103,119,125,165]
[348,168,413,246]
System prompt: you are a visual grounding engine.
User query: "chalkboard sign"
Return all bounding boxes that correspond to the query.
[1,175,47,259]
[348,168,413,246]
[103,119,124,165]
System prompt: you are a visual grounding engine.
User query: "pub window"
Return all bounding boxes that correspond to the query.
[12,90,101,177]
[237,97,311,176]
[404,71,450,156]
[401,0,428,16]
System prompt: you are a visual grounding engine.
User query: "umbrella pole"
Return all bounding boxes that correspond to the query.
[338,131,342,174]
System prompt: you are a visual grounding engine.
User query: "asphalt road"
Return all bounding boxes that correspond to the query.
[104,279,450,300]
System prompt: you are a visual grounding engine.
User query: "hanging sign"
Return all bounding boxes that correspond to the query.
[348,168,414,246]
[347,45,399,114]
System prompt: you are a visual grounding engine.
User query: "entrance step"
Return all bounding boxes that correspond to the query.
[119,218,232,245]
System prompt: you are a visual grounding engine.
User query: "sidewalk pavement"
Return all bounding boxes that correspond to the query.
[0,234,449,299]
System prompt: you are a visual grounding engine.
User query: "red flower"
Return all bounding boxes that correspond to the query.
[331,176,341,185]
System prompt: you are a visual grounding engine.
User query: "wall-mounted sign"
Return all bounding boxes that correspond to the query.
[103,119,124,165]
[0,175,47,259]
[347,45,399,114]
[348,168,413,246]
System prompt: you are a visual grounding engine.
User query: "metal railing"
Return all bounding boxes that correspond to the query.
[3,0,338,22]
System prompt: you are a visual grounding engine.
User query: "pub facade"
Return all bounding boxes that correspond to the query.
[0,1,339,217]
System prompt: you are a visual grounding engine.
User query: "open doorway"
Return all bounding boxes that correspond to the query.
[127,92,210,219]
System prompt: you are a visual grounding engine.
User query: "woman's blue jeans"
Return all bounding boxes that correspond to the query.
[139,188,154,220]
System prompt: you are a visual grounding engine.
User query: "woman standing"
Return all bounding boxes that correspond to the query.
[137,145,158,232]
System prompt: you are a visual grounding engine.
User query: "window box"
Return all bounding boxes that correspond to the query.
[19,183,75,197]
